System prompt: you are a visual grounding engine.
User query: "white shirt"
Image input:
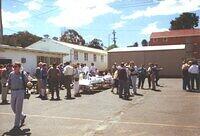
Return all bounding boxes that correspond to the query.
[63,65,74,76]
[90,66,96,73]
[83,66,89,74]
[188,64,199,74]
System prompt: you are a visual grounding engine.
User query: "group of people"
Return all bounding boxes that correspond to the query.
[0,61,99,133]
[181,60,200,91]
[34,61,98,100]
[110,61,163,100]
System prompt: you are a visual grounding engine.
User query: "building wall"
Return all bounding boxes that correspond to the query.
[0,49,63,75]
[28,39,108,71]
[108,49,186,77]
[150,36,200,46]
[71,49,108,71]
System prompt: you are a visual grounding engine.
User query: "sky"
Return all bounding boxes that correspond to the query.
[2,0,200,47]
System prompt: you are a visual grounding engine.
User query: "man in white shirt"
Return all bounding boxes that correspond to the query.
[83,64,89,79]
[188,60,199,90]
[63,62,74,99]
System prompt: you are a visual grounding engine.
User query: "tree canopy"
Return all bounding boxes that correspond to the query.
[60,29,85,45]
[133,42,138,47]
[141,39,148,46]
[2,31,42,48]
[170,12,199,30]
[88,38,104,50]
[107,44,118,50]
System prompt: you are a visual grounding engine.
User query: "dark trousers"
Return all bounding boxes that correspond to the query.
[138,76,145,88]
[119,80,129,99]
[147,75,151,88]
[155,74,159,85]
[190,74,199,90]
[49,80,59,99]
[182,76,190,90]
[64,75,72,98]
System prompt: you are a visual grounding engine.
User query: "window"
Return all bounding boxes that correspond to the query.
[84,53,88,61]
[37,56,61,66]
[163,38,168,42]
[93,54,97,62]
[74,51,78,60]
[101,55,104,62]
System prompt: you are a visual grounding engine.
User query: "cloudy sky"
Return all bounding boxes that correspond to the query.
[2,0,200,47]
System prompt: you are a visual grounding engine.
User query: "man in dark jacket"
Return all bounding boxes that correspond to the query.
[118,62,130,99]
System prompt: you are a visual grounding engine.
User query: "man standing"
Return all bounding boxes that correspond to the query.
[148,63,156,90]
[118,62,130,99]
[182,62,190,91]
[154,64,163,86]
[47,63,61,100]
[138,64,147,89]
[35,62,42,97]
[129,61,138,95]
[7,62,28,133]
[63,62,74,99]
[1,64,13,104]
[188,60,199,90]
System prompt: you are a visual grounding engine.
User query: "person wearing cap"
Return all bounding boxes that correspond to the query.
[7,62,28,133]
[1,64,13,104]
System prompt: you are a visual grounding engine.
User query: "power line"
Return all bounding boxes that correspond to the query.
[112,1,156,9]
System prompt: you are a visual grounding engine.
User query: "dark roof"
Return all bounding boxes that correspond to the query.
[150,29,200,39]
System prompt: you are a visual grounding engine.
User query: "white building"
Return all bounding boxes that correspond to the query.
[27,38,108,70]
[0,44,66,75]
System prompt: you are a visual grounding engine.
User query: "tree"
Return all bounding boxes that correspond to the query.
[107,44,118,50]
[141,39,148,46]
[170,12,199,30]
[88,38,104,50]
[2,31,42,48]
[133,42,138,47]
[52,37,58,41]
[43,34,49,38]
[60,29,85,45]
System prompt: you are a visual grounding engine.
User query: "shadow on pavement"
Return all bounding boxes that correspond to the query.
[2,128,31,136]
[152,89,162,92]
[186,89,200,93]
[0,103,10,105]
[80,90,103,95]
[134,93,144,96]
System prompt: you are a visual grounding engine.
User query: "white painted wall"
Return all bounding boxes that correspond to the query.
[28,39,108,70]
[0,49,63,75]
[0,49,37,74]
[71,49,108,70]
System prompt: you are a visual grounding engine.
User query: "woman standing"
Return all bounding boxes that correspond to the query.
[7,62,28,133]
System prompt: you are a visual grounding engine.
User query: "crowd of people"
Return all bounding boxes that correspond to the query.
[110,61,163,100]
[0,61,99,133]
[181,60,200,91]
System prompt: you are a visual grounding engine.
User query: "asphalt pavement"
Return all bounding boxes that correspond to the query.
[0,78,200,136]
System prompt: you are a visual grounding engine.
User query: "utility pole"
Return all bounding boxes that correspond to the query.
[112,30,116,46]
[0,0,3,43]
